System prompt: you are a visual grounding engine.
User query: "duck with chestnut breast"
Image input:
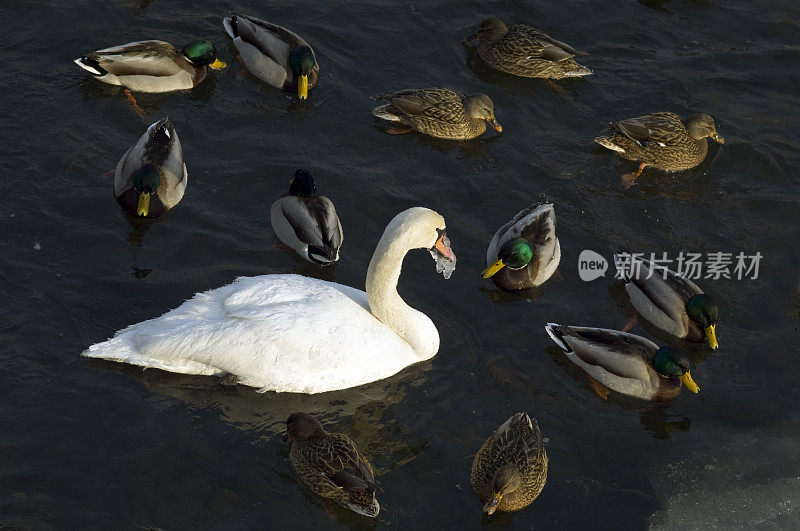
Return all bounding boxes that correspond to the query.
[82,207,456,393]
[287,413,380,518]
[223,14,318,99]
[114,118,187,218]
[271,170,342,264]
[595,112,724,187]
[372,88,502,140]
[74,39,226,93]
[471,412,548,516]
[465,18,591,79]
[483,203,560,291]
[622,255,719,350]
[545,324,700,401]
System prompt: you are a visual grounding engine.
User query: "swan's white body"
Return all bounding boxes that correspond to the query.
[82,207,454,394]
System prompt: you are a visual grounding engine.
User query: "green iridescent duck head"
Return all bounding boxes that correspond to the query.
[132,164,160,217]
[686,293,719,350]
[181,40,226,69]
[482,237,533,278]
[289,46,316,99]
[653,347,699,393]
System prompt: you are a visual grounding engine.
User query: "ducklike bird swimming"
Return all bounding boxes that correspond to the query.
[222,13,319,99]
[74,39,226,93]
[545,323,700,401]
[372,88,502,140]
[114,118,187,218]
[595,112,724,187]
[270,170,342,264]
[465,18,591,79]
[287,413,380,518]
[471,412,548,515]
[82,207,456,393]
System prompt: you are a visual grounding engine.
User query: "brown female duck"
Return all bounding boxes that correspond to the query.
[595,112,724,187]
[471,412,548,515]
[372,88,502,140]
[286,413,380,518]
[465,18,591,79]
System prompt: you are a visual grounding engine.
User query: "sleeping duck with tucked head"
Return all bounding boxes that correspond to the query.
[270,169,343,264]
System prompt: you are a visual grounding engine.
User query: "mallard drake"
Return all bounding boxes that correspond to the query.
[286,413,380,518]
[222,14,318,99]
[372,88,502,140]
[74,40,226,93]
[483,203,560,291]
[471,412,548,515]
[270,169,343,264]
[465,18,591,79]
[621,255,719,350]
[545,324,700,401]
[594,112,724,186]
[114,118,187,218]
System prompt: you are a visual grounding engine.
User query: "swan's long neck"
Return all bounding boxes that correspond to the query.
[365,225,439,359]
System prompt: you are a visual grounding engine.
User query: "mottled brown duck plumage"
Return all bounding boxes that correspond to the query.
[595,112,724,171]
[467,18,591,79]
[471,412,548,515]
[287,413,380,518]
[372,88,502,140]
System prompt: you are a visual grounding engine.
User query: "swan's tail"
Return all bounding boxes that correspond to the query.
[82,334,222,377]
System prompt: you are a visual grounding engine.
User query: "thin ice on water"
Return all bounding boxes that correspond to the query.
[430,249,456,279]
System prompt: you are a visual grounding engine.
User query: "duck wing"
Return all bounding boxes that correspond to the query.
[545,324,655,381]
[616,112,686,147]
[84,40,185,77]
[377,88,466,123]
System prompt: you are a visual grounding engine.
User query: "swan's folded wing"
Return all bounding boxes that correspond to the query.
[84,274,412,393]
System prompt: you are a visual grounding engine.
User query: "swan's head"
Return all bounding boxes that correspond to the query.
[286,412,325,442]
[385,207,456,279]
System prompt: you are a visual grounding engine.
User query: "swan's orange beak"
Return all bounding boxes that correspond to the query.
[434,231,455,261]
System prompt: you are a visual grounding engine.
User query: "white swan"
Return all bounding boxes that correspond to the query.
[82,207,456,394]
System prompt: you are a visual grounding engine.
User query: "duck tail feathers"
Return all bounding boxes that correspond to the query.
[74,56,106,76]
[545,323,572,353]
[222,15,237,39]
[371,104,400,122]
[594,136,625,153]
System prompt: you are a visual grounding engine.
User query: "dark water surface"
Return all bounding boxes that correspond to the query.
[2,0,800,528]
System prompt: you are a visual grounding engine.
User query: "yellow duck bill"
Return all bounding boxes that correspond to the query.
[298,75,309,99]
[137,192,150,217]
[210,58,227,69]
[705,324,718,350]
[680,371,700,393]
[482,259,505,278]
